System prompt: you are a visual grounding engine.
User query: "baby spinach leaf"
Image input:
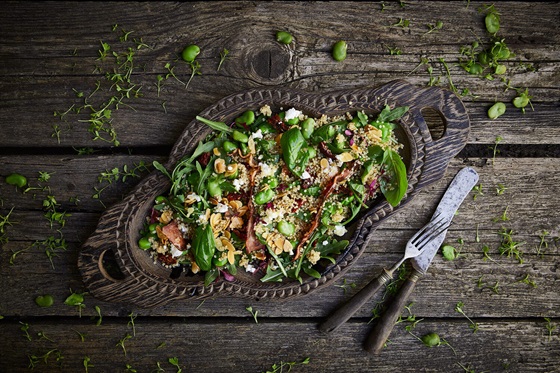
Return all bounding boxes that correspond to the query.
[280,127,310,178]
[380,149,408,207]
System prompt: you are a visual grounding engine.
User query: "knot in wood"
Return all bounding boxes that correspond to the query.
[251,47,290,80]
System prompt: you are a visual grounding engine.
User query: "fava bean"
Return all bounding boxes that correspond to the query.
[301,118,315,139]
[332,40,347,62]
[181,44,200,62]
[263,176,279,189]
[488,102,506,119]
[485,13,500,34]
[5,173,27,188]
[35,295,54,308]
[222,141,238,153]
[232,130,249,143]
[276,31,293,45]
[213,256,228,267]
[138,237,152,250]
[155,195,167,204]
[236,110,256,126]
[254,188,275,205]
[207,179,222,198]
[277,221,295,236]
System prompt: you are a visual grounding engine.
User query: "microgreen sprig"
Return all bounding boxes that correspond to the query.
[262,357,310,373]
[168,357,183,373]
[455,301,479,333]
[246,306,259,324]
[217,48,229,71]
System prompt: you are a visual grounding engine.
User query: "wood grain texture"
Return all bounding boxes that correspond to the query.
[1,1,560,372]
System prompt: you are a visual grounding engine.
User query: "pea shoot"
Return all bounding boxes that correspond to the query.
[94,305,103,326]
[168,357,183,373]
[64,290,86,317]
[392,18,410,28]
[517,273,537,288]
[424,20,443,35]
[217,48,229,71]
[455,301,479,333]
[83,356,93,373]
[262,357,310,373]
[498,228,525,264]
[333,278,357,294]
[116,333,133,356]
[246,306,259,324]
[544,317,557,341]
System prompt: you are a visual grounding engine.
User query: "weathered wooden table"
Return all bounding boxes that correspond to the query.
[1,2,559,372]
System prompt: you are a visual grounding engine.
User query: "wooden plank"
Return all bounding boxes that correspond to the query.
[0,318,558,373]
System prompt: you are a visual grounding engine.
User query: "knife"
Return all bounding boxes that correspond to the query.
[363,166,479,353]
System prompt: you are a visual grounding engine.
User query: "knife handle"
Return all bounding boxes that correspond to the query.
[318,269,394,334]
[363,269,421,354]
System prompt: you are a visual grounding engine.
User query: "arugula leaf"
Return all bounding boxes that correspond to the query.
[380,149,408,207]
[260,266,284,283]
[376,105,409,123]
[196,115,233,133]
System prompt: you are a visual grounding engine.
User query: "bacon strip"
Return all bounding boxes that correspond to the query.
[161,220,185,250]
[293,164,355,261]
[245,166,265,253]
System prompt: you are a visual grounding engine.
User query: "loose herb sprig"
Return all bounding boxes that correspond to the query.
[246,306,259,324]
[498,228,525,264]
[217,48,229,71]
[262,357,310,373]
[544,317,557,341]
[116,333,133,356]
[455,301,479,332]
[168,357,183,373]
[334,278,357,294]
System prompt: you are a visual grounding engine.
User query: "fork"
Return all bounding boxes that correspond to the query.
[318,214,450,334]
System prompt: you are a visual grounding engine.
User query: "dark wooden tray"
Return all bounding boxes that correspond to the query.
[78,80,470,308]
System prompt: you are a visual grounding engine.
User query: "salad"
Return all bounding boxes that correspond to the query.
[140,104,409,285]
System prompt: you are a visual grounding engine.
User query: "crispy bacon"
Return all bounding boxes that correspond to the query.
[197,152,211,167]
[293,164,355,261]
[245,166,265,253]
[161,220,185,250]
[157,253,178,266]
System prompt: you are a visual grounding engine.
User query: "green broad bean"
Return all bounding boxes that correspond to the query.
[155,195,167,204]
[301,118,315,139]
[5,173,27,188]
[148,223,159,235]
[181,44,200,62]
[207,179,222,198]
[138,237,152,250]
[305,147,316,158]
[35,295,54,308]
[276,31,293,45]
[213,256,228,267]
[222,141,238,153]
[332,40,347,62]
[232,130,249,143]
[488,102,506,119]
[485,12,500,34]
[254,188,275,205]
[421,332,441,347]
[286,117,299,125]
[235,110,255,126]
[277,221,295,236]
[263,176,279,189]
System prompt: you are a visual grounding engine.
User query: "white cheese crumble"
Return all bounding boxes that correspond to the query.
[252,129,263,139]
[263,209,281,224]
[215,203,229,213]
[246,264,257,273]
[284,108,302,121]
[170,245,184,258]
[259,162,275,177]
[322,240,329,246]
[186,192,201,202]
[233,178,245,190]
[301,171,311,179]
[333,225,347,236]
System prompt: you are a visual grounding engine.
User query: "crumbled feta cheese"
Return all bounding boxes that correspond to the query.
[322,240,329,246]
[259,162,274,177]
[301,171,311,179]
[333,225,347,236]
[170,245,184,258]
[233,178,245,190]
[246,264,257,273]
[263,209,280,224]
[197,214,209,225]
[284,108,302,121]
[186,192,201,202]
[252,129,263,139]
[215,203,229,213]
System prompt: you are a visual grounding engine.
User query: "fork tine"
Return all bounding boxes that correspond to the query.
[415,220,451,249]
[409,213,445,241]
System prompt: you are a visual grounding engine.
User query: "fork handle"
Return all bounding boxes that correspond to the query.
[364,269,422,354]
[318,268,394,334]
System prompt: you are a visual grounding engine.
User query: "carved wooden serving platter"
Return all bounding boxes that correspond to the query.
[78,80,470,308]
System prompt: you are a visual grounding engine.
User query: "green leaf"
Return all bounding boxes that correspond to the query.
[196,115,233,133]
[380,149,408,207]
[152,161,171,179]
[303,266,321,279]
[280,127,309,178]
[260,266,284,283]
[315,237,349,257]
[377,105,409,123]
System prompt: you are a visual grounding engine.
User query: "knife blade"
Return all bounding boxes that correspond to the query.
[412,166,480,273]
[364,166,479,354]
